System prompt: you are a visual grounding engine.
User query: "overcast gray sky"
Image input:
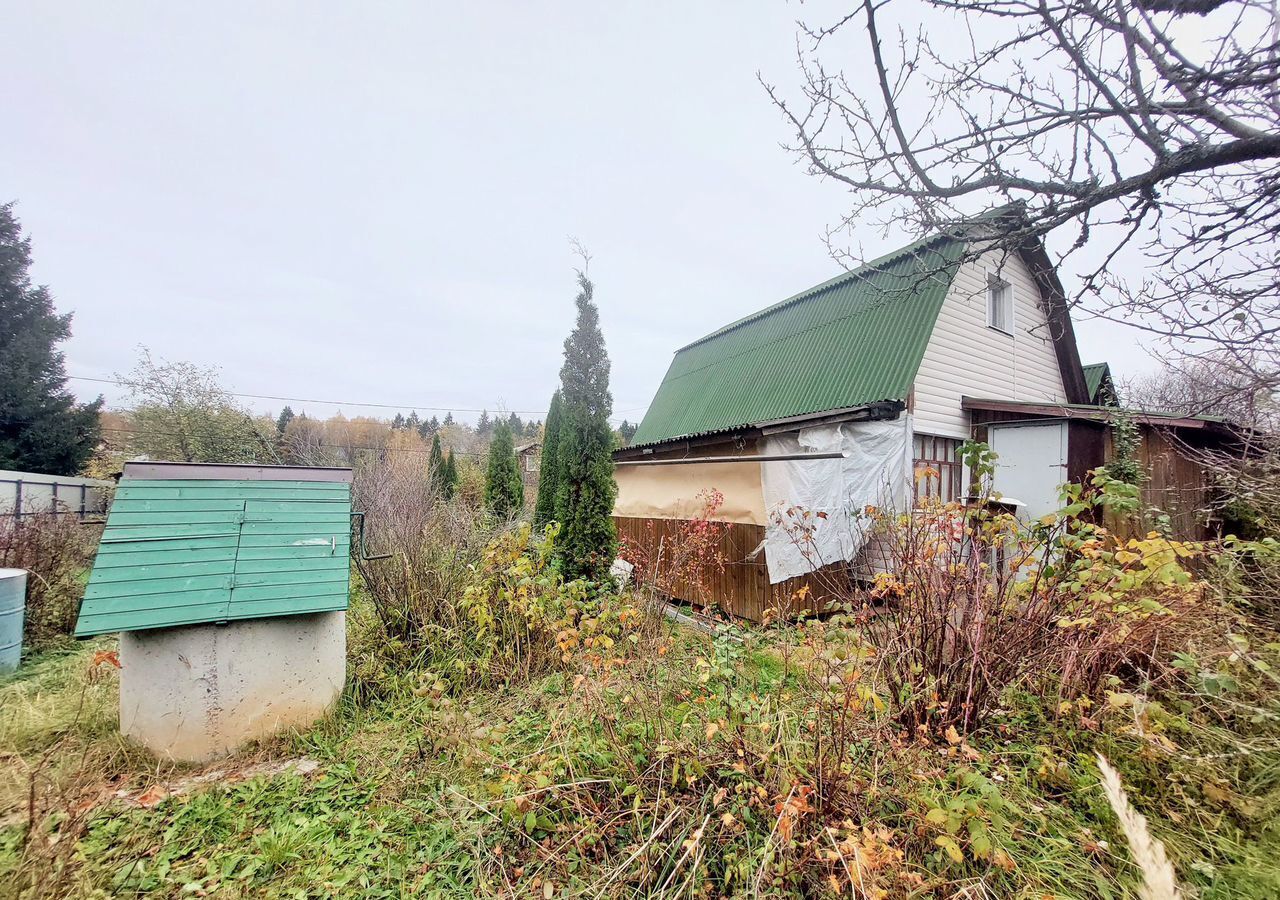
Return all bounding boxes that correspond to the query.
[4,1,1147,425]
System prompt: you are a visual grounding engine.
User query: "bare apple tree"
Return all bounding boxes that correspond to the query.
[763,0,1280,386]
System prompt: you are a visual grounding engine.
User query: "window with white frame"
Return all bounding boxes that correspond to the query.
[987,276,1013,334]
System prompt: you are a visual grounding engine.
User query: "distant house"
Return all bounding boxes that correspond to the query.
[1082,362,1119,405]
[515,439,541,505]
[614,215,1242,620]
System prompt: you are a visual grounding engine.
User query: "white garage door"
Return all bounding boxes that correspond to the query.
[988,422,1068,521]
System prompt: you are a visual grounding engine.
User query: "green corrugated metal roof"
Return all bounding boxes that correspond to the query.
[629,234,966,448]
[76,468,352,637]
[1082,362,1112,403]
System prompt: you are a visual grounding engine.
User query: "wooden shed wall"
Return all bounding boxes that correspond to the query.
[615,515,853,622]
[1137,428,1214,540]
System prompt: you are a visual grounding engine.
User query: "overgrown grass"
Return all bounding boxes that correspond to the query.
[2,592,1278,897]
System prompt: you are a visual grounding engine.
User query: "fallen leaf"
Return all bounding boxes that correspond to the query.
[92,650,122,669]
[136,785,168,808]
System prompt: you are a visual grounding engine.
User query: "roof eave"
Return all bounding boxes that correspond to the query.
[616,399,906,459]
[961,396,1239,432]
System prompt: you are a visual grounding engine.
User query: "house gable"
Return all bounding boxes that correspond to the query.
[628,236,965,448]
[912,249,1073,438]
[626,222,1087,450]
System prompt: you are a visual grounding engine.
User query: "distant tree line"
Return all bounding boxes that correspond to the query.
[391,409,542,441]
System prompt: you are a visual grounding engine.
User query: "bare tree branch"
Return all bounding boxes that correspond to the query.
[768,0,1280,392]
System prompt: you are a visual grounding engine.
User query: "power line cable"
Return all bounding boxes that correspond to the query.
[69,375,650,420]
[95,426,488,457]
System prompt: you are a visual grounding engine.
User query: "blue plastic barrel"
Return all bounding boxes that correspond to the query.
[0,568,27,672]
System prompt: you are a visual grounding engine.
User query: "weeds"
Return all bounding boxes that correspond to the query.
[0,514,100,653]
[2,453,1278,897]
[351,455,492,652]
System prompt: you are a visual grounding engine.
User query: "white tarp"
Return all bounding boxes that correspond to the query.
[759,416,912,583]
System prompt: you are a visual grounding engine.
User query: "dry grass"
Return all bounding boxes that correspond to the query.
[1097,754,1182,900]
[0,514,101,652]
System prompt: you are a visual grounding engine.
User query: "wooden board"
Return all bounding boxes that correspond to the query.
[615,516,854,622]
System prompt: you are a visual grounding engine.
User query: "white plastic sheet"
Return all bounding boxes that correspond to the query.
[759,416,912,583]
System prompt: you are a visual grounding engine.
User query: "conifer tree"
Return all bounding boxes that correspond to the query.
[405,410,420,430]
[534,389,564,526]
[391,412,405,430]
[476,410,491,437]
[428,433,445,488]
[276,406,295,435]
[484,421,524,518]
[443,411,454,427]
[441,450,458,499]
[555,269,616,581]
[0,203,102,475]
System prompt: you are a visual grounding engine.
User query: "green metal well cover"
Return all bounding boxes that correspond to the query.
[75,462,353,637]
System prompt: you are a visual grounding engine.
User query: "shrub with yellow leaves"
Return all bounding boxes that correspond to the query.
[459,522,649,685]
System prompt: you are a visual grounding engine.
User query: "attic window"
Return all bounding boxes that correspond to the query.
[987,277,1013,334]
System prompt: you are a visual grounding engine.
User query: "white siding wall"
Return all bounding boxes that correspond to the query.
[912,251,1068,438]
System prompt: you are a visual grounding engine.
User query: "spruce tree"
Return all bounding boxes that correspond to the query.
[484,421,524,518]
[277,405,296,435]
[391,412,405,430]
[476,410,491,437]
[0,203,102,475]
[406,410,421,430]
[555,271,617,581]
[443,411,454,427]
[533,389,564,526]
[428,433,445,489]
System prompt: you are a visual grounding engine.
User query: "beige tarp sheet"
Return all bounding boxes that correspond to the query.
[613,461,766,526]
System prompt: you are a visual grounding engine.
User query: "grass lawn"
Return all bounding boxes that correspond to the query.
[1,600,1279,899]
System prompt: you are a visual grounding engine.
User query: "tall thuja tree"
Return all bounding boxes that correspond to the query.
[555,269,616,581]
[0,203,102,475]
[441,450,458,499]
[484,421,524,518]
[428,432,445,489]
[534,389,564,526]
